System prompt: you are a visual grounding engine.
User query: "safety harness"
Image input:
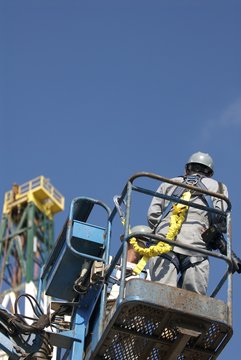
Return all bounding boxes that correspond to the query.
[154,174,217,273]
[130,190,191,275]
[131,174,216,275]
[154,174,215,229]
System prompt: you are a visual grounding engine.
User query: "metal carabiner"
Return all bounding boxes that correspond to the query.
[113,195,126,224]
[185,175,199,186]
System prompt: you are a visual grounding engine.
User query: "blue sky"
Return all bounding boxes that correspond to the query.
[1,1,241,358]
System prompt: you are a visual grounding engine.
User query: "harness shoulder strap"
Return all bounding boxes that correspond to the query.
[155,176,186,225]
[153,176,191,232]
[195,176,215,225]
[155,175,215,231]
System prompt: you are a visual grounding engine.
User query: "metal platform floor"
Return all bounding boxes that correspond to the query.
[88,279,232,360]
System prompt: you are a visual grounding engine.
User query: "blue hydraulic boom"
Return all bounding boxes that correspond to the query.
[0,172,235,359]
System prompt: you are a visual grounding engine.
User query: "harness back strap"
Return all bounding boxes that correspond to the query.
[194,178,215,225]
[154,175,215,232]
[160,252,207,273]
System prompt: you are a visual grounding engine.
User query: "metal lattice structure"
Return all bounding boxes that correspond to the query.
[0,176,64,304]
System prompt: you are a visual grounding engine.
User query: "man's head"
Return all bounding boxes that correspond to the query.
[185,151,214,177]
[127,225,152,263]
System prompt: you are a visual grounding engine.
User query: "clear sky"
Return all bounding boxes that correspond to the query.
[1,1,241,358]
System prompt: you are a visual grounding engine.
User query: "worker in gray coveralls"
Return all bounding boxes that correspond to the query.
[147,151,229,295]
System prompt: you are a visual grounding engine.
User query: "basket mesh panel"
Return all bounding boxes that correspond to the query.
[96,303,230,360]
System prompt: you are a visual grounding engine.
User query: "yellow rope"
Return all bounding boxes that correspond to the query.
[130,191,192,275]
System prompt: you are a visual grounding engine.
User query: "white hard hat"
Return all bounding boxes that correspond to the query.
[130,225,152,245]
[186,151,214,176]
[130,225,152,234]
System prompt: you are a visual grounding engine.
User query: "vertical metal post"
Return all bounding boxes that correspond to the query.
[226,212,233,326]
[118,181,132,303]
[26,203,35,283]
[0,216,8,288]
[98,218,112,338]
[0,216,8,255]
[48,219,54,251]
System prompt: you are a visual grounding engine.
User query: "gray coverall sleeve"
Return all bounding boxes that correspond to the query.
[212,182,229,232]
[213,183,229,210]
[147,183,166,229]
